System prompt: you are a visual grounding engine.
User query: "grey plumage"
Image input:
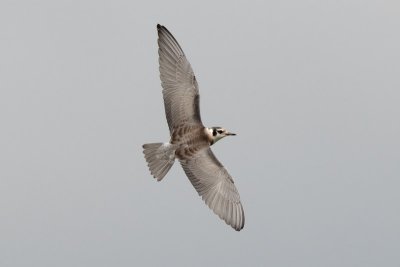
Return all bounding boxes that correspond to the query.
[157,24,201,133]
[143,143,176,181]
[180,148,245,231]
[143,24,245,231]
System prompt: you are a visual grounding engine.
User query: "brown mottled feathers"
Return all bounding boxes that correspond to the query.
[171,125,211,160]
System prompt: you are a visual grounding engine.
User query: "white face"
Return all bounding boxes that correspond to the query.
[207,127,232,144]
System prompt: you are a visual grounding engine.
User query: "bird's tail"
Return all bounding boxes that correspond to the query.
[142,143,176,181]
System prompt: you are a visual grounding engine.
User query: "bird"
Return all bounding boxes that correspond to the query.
[142,24,245,231]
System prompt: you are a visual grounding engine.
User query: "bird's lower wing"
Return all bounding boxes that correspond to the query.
[180,148,245,231]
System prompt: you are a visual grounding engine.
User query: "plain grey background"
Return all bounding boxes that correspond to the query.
[1,0,399,266]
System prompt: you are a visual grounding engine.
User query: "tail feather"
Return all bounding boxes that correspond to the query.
[143,143,176,181]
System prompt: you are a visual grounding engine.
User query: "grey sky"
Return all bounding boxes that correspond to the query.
[1,0,399,266]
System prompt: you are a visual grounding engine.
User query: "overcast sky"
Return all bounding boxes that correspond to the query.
[1,0,399,266]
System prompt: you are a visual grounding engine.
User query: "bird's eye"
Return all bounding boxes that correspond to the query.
[213,129,217,136]
[217,130,223,134]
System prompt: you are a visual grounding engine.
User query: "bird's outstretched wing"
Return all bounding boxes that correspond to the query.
[180,148,245,231]
[157,24,203,133]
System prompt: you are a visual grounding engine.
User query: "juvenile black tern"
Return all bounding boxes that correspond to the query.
[143,24,245,231]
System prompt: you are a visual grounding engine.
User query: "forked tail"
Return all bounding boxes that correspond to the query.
[142,143,176,181]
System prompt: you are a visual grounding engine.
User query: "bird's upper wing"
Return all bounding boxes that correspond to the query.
[157,24,203,133]
[180,148,245,231]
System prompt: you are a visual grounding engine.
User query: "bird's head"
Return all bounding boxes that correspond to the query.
[207,126,236,145]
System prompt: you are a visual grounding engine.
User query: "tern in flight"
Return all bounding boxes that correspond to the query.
[143,24,245,231]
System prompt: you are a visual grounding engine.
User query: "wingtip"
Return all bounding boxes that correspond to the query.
[157,24,162,30]
[232,222,244,231]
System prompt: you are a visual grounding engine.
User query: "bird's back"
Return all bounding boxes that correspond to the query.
[171,124,211,160]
